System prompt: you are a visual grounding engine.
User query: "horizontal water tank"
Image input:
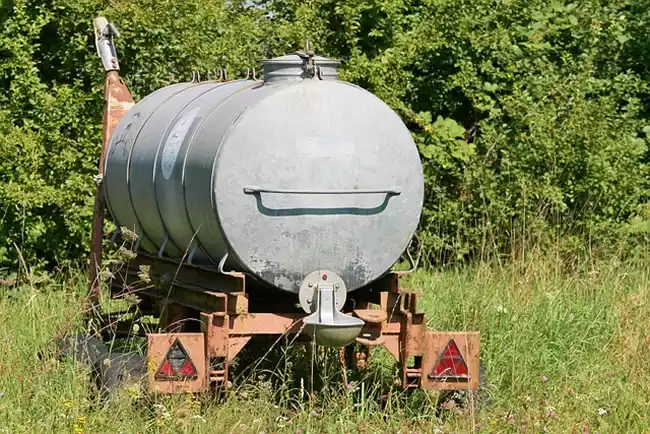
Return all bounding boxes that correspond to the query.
[103,52,424,294]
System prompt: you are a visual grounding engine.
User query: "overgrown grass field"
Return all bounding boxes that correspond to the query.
[0,254,648,433]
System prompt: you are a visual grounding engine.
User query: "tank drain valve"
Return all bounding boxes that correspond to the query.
[299,270,364,347]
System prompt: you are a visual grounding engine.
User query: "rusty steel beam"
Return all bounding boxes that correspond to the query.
[87,18,134,308]
[126,253,246,294]
[228,313,305,335]
[143,272,480,394]
[88,72,134,303]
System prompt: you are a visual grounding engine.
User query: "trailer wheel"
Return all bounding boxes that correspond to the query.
[436,359,492,411]
[94,351,146,398]
[55,333,109,365]
[468,359,492,408]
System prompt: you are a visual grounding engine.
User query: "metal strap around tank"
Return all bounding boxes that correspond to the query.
[181,80,262,265]
[125,82,209,255]
[151,81,234,256]
[109,83,192,248]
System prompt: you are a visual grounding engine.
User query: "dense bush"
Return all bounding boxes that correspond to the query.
[0,0,270,272]
[1,0,648,274]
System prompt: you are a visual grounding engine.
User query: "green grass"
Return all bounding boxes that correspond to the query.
[0,255,648,433]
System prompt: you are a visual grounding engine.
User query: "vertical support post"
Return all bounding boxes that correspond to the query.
[201,312,233,389]
[87,17,134,310]
[159,303,189,333]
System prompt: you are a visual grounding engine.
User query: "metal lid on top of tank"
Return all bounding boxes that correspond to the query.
[262,52,340,83]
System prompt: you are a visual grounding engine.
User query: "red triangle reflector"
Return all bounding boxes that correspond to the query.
[428,339,469,382]
[158,359,175,377]
[179,359,197,377]
[155,338,199,381]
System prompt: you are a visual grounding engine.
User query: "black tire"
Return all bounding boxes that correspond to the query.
[436,360,492,411]
[93,351,147,399]
[473,359,492,408]
[55,333,109,365]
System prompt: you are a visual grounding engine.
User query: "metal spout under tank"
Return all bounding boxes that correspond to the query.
[299,270,364,347]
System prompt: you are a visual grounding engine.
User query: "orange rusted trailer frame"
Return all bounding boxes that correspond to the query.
[88,72,134,305]
[109,254,479,394]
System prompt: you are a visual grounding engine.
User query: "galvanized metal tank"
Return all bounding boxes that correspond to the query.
[103,52,424,294]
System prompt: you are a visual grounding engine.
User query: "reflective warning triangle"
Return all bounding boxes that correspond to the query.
[428,339,469,381]
[155,338,198,381]
[158,359,175,377]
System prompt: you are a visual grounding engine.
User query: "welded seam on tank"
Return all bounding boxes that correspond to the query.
[106,82,194,246]
[124,83,204,250]
[150,82,230,257]
[208,80,307,276]
[103,84,191,230]
[104,81,192,188]
[180,80,262,265]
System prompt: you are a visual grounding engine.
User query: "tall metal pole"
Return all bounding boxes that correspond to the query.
[87,17,134,309]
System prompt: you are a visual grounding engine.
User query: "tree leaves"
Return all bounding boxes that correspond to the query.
[1,0,649,272]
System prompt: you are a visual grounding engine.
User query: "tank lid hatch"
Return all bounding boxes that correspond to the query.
[262,52,340,84]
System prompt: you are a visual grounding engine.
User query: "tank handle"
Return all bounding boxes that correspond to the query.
[243,186,401,196]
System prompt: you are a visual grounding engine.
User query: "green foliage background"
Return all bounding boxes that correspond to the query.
[1,0,649,273]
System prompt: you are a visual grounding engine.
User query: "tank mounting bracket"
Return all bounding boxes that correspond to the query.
[298,270,346,313]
